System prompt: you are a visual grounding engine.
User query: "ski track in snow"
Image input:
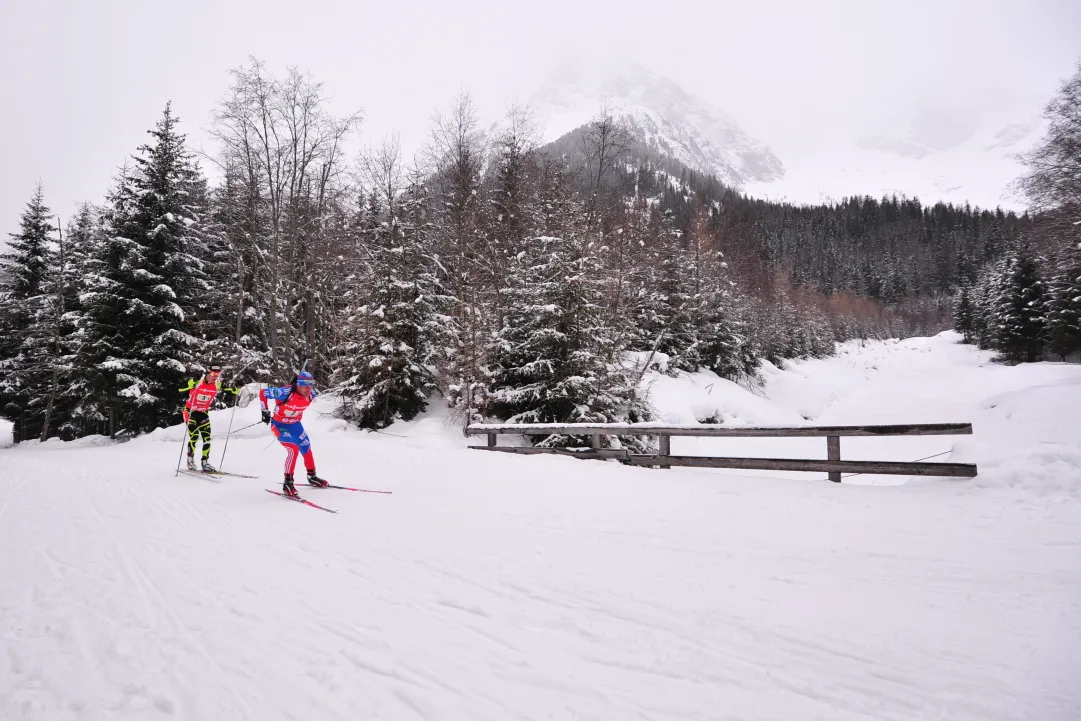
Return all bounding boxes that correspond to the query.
[1,332,1079,720]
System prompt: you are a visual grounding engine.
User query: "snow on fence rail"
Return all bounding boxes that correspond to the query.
[464,422,978,481]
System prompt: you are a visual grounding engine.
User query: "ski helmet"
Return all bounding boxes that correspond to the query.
[296,371,315,387]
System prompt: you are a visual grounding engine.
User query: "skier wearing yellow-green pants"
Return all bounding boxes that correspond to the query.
[179,364,238,472]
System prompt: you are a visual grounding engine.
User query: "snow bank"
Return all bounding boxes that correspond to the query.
[634,332,1081,497]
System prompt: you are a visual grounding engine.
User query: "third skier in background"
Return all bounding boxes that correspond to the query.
[259,371,328,497]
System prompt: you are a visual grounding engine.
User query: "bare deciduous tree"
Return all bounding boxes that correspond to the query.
[1016,61,1081,222]
[581,101,633,234]
[210,57,360,375]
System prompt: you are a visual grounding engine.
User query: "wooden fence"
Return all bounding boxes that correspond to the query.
[464,422,978,482]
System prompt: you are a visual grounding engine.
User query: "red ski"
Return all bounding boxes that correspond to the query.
[304,483,392,494]
[265,489,337,513]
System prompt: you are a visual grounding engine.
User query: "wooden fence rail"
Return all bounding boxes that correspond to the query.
[464,422,977,482]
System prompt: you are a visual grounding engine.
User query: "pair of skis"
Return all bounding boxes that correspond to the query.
[179,465,392,513]
[178,468,259,483]
[266,482,393,514]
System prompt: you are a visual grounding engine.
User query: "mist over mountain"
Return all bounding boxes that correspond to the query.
[528,60,785,188]
[528,60,1043,210]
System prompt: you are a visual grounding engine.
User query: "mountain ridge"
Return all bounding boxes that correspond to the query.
[528,60,784,189]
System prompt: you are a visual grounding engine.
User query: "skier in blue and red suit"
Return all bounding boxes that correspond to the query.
[259,371,328,497]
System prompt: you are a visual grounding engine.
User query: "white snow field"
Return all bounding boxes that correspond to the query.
[2,332,1079,721]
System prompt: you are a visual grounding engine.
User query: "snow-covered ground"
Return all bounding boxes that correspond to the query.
[2,332,1079,720]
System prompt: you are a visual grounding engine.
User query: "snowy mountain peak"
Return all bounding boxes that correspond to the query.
[529,60,785,188]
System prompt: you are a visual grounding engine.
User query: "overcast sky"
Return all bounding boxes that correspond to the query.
[2,0,1078,231]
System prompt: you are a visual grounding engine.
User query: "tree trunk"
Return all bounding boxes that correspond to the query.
[40,216,66,442]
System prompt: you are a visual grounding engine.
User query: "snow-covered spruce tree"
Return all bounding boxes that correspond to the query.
[77,106,211,436]
[967,258,1005,350]
[628,207,700,372]
[486,158,652,450]
[684,205,759,381]
[189,176,243,375]
[32,202,90,442]
[0,184,55,442]
[425,93,490,423]
[953,285,975,343]
[1043,239,1081,360]
[49,205,99,439]
[485,104,540,329]
[649,209,700,372]
[990,250,1047,362]
[333,140,448,428]
[604,197,653,358]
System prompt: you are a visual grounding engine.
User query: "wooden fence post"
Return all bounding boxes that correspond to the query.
[827,436,841,482]
[659,434,671,469]
[487,433,496,448]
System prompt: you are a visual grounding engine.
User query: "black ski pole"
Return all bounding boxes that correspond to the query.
[174,410,189,476]
[217,362,255,471]
[226,420,264,436]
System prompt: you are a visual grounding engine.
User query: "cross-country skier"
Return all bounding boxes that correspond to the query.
[259,371,328,497]
[180,364,238,472]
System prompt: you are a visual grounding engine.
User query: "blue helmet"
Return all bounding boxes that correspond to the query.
[296,371,315,387]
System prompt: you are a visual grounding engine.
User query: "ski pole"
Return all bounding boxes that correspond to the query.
[219,398,239,471]
[226,420,263,436]
[174,411,189,476]
[217,366,251,471]
[215,357,263,470]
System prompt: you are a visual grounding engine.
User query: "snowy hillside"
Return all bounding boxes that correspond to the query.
[530,60,785,187]
[744,110,1042,211]
[3,333,1081,720]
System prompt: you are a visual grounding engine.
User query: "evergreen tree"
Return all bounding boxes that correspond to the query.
[426,93,489,421]
[51,205,99,439]
[486,161,652,449]
[991,251,1047,362]
[631,208,697,370]
[77,106,211,435]
[953,285,974,343]
[685,205,759,380]
[0,184,55,442]
[1043,240,1081,360]
[334,176,447,428]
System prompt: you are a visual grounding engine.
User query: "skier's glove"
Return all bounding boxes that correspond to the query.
[261,409,271,425]
[183,409,190,424]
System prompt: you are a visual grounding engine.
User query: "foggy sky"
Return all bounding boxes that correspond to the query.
[2,0,1079,232]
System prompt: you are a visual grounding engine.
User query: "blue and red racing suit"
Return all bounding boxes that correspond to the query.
[259,385,319,475]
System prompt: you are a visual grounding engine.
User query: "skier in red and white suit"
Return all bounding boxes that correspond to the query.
[259,371,327,497]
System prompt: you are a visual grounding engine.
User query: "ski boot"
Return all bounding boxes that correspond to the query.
[306,470,329,488]
[201,459,218,474]
[282,474,299,498]
[186,454,198,471]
